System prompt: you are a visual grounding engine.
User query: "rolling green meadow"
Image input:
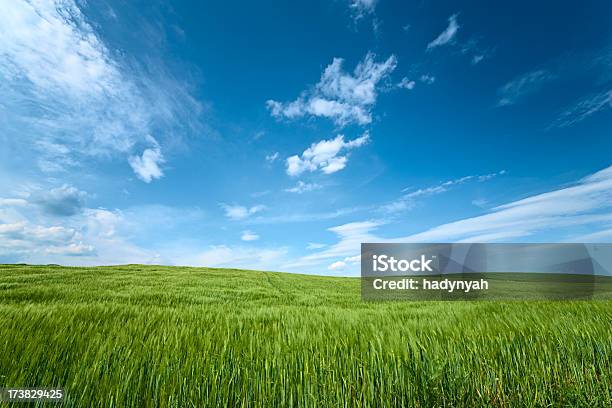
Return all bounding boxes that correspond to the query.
[0,264,611,407]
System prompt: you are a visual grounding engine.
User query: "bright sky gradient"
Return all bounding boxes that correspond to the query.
[1,0,611,275]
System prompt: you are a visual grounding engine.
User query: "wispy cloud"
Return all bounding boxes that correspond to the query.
[460,38,494,65]
[549,89,612,128]
[177,245,288,271]
[0,0,201,181]
[0,199,29,207]
[301,166,612,274]
[267,53,397,126]
[286,133,370,176]
[427,14,460,50]
[402,166,612,242]
[496,69,556,106]
[285,220,382,271]
[285,181,323,194]
[380,171,506,215]
[419,74,436,85]
[265,152,280,163]
[245,206,365,225]
[471,55,485,65]
[307,242,327,250]
[349,0,378,21]
[241,230,260,241]
[221,204,266,220]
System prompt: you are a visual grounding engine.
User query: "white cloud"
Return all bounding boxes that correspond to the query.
[307,242,327,250]
[2,184,89,217]
[397,77,416,90]
[182,245,288,271]
[285,220,383,271]
[0,196,214,265]
[0,0,200,181]
[35,184,87,216]
[285,181,322,194]
[427,14,460,50]
[327,254,361,271]
[128,141,165,183]
[344,255,361,263]
[0,1,118,98]
[472,198,489,208]
[549,88,612,128]
[0,198,29,207]
[0,223,75,245]
[328,260,346,270]
[265,152,280,163]
[300,166,612,274]
[380,171,505,215]
[472,55,485,65]
[349,0,378,20]
[571,227,612,242]
[0,203,94,259]
[221,204,266,220]
[478,170,506,181]
[253,131,266,140]
[267,53,397,126]
[0,199,204,265]
[459,38,493,66]
[241,230,260,241]
[497,69,556,106]
[420,74,436,85]
[250,190,271,198]
[244,206,364,225]
[401,167,612,242]
[45,242,95,256]
[286,133,370,176]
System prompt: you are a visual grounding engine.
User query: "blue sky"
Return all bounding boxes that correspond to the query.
[0,0,611,275]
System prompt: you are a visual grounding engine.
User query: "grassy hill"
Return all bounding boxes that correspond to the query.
[0,264,611,407]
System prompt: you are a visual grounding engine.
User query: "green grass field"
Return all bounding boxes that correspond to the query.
[0,264,611,407]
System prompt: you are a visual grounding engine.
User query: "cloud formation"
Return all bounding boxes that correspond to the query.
[402,166,612,242]
[286,133,370,176]
[35,185,87,217]
[349,0,378,20]
[427,14,460,50]
[128,138,165,183]
[420,74,436,85]
[0,198,96,260]
[328,260,346,270]
[267,53,397,126]
[285,220,382,272]
[265,152,280,163]
[497,69,556,106]
[550,89,612,128]
[397,77,416,90]
[181,245,288,270]
[241,230,260,241]
[285,181,322,194]
[0,0,201,181]
[302,166,612,274]
[221,204,266,220]
[379,171,506,215]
